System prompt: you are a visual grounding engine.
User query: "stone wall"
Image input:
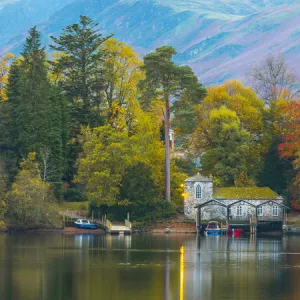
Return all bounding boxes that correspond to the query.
[184,181,213,220]
[184,180,284,221]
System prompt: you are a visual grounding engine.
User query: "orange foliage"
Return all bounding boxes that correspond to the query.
[278,101,300,185]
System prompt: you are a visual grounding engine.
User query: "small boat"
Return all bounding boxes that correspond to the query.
[205,221,221,235]
[74,219,98,229]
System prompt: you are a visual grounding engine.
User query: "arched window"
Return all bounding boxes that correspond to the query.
[273,205,279,217]
[237,205,242,217]
[195,184,202,200]
[257,206,263,217]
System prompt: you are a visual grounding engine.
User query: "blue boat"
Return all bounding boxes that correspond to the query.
[205,221,221,235]
[74,219,98,229]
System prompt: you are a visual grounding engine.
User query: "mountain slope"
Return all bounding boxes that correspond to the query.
[0,0,299,84]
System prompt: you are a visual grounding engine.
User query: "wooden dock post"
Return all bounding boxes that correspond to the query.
[196,208,201,234]
[250,216,257,235]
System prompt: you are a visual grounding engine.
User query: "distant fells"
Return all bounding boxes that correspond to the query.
[0,0,299,84]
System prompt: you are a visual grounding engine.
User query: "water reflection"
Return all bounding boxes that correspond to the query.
[0,233,300,300]
[180,236,286,300]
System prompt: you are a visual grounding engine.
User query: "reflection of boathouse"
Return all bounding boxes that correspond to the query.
[184,173,287,223]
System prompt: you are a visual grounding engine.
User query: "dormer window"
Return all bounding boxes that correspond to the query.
[195,184,202,200]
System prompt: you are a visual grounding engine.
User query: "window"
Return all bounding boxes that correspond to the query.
[257,206,263,217]
[237,205,242,217]
[228,207,232,217]
[273,205,279,217]
[195,184,202,200]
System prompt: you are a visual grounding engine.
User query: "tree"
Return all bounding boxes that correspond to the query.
[201,106,251,185]
[257,98,293,194]
[191,81,264,180]
[4,27,67,195]
[141,46,205,201]
[75,125,132,206]
[278,101,300,185]
[50,15,112,126]
[101,38,145,129]
[0,61,22,182]
[0,160,8,221]
[249,54,300,104]
[0,53,15,101]
[0,159,8,196]
[120,162,157,205]
[50,16,112,182]
[6,153,57,228]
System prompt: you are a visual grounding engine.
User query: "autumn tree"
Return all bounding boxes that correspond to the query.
[191,81,264,181]
[257,97,294,194]
[6,153,58,228]
[141,46,205,201]
[101,38,145,130]
[0,53,15,101]
[278,101,300,184]
[249,54,299,104]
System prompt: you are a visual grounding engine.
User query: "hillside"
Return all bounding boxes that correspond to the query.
[0,0,299,84]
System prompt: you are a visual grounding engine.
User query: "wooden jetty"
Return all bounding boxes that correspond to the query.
[103,219,132,235]
[61,211,132,235]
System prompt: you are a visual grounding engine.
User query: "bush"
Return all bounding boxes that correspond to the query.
[88,198,177,223]
[131,199,177,222]
[63,188,86,202]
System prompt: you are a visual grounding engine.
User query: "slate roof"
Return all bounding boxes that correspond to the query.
[213,187,281,200]
[185,173,213,182]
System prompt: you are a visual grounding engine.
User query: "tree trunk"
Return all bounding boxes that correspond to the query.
[164,95,171,201]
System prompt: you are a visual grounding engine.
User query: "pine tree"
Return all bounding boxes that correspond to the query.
[9,27,67,195]
[0,61,21,182]
[141,46,205,201]
[50,16,111,182]
[50,15,111,126]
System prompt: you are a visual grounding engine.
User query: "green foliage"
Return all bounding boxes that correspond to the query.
[174,156,198,176]
[6,28,67,188]
[0,62,21,182]
[75,125,132,206]
[6,153,58,228]
[50,15,110,124]
[141,46,205,201]
[63,187,86,202]
[120,162,158,205]
[130,199,177,223]
[59,201,89,211]
[50,16,110,181]
[201,106,252,185]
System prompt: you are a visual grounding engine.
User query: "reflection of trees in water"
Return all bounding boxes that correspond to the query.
[182,236,287,300]
[2,234,300,300]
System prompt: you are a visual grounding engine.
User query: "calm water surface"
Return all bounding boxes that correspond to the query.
[0,233,300,300]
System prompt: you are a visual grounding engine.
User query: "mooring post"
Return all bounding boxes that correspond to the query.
[196,208,201,234]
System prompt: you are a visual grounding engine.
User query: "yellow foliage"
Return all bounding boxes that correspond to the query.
[0,53,15,101]
[101,38,145,128]
[203,80,264,133]
[192,80,264,155]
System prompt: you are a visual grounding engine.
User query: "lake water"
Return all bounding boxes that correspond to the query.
[0,233,300,300]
